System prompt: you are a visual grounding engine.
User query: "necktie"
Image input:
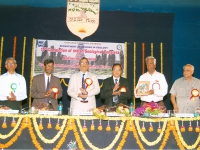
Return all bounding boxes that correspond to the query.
[45,77,51,104]
[82,74,85,89]
[82,74,86,101]
[113,79,119,104]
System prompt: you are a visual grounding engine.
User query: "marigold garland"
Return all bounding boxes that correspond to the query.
[76,118,125,150]
[131,120,145,149]
[134,119,167,146]
[32,117,67,144]
[158,121,171,149]
[174,120,200,149]
[27,117,43,149]
[0,118,25,148]
[53,119,69,149]
[0,117,23,139]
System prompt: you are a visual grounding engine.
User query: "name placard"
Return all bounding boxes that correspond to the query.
[0,110,19,114]
[175,113,194,118]
[38,110,59,115]
[73,112,93,116]
[106,112,125,116]
[150,113,169,118]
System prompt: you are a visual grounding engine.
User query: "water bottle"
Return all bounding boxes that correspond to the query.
[58,101,63,115]
[129,102,134,116]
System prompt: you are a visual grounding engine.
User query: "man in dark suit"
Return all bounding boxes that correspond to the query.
[100,63,131,106]
[31,59,63,110]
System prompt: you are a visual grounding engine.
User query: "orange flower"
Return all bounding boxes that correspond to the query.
[55,123,61,130]
[83,125,88,132]
[157,127,161,133]
[141,126,146,132]
[47,122,52,129]
[188,125,193,132]
[180,126,185,132]
[98,124,103,131]
[90,124,95,131]
[195,126,200,132]
[149,126,154,132]
[11,120,16,127]
[106,125,111,132]
[2,122,7,128]
[115,125,119,132]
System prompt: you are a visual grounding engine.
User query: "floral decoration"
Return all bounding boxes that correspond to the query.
[116,106,130,116]
[134,101,165,117]
[93,108,107,120]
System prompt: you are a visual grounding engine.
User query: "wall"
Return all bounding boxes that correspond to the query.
[0,0,199,80]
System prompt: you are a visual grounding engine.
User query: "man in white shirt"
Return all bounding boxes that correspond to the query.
[0,57,27,110]
[134,56,168,108]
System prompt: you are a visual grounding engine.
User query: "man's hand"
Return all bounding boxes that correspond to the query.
[45,89,53,97]
[80,88,88,95]
[148,89,154,95]
[112,91,120,96]
[173,105,179,113]
[113,83,120,93]
[6,91,16,101]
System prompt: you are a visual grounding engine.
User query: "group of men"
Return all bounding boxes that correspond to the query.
[0,56,199,114]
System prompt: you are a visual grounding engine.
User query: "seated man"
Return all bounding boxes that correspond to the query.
[101,63,131,106]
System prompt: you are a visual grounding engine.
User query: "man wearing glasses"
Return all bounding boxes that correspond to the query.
[100,63,131,106]
[0,57,27,110]
[67,57,100,112]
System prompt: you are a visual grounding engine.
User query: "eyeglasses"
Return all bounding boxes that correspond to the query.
[80,62,88,65]
[6,63,16,66]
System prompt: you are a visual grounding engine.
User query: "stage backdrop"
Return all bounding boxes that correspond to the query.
[0,6,174,114]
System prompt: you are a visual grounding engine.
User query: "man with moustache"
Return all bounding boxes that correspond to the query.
[31,59,63,110]
[101,63,131,106]
[134,56,168,108]
[67,57,100,112]
[170,64,200,113]
[0,57,27,110]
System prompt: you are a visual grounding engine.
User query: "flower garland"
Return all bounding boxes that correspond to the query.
[71,118,85,149]
[76,118,125,150]
[32,117,67,144]
[53,119,70,149]
[174,120,200,149]
[116,121,129,149]
[26,117,43,149]
[0,117,28,149]
[158,121,171,149]
[0,117,23,139]
[131,119,145,149]
[134,119,167,146]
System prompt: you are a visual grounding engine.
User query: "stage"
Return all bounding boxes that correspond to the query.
[0,114,200,149]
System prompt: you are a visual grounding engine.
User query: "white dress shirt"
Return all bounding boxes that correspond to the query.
[134,71,168,102]
[0,72,27,101]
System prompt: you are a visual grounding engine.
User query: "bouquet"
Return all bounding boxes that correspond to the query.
[134,101,165,117]
[93,106,107,120]
[116,103,130,116]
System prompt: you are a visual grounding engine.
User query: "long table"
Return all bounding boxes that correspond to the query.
[0,114,200,149]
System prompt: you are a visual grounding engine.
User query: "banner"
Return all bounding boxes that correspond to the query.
[66,0,100,40]
[33,39,125,79]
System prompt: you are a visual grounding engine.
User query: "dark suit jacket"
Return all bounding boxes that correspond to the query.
[31,73,63,110]
[100,76,131,106]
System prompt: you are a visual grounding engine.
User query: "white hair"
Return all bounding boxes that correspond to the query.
[5,57,17,65]
[145,56,156,65]
[183,64,194,71]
